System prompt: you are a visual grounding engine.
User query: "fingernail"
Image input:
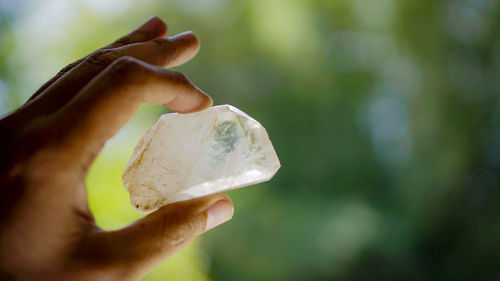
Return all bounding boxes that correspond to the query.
[205,198,234,231]
[206,95,214,108]
[169,31,196,40]
[138,16,162,32]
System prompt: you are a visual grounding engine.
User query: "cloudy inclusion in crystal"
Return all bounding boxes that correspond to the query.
[122,105,281,213]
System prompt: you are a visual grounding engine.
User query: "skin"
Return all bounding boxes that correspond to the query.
[0,17,234,280]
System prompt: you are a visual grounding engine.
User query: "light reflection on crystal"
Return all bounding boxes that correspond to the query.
[123,105,281,213]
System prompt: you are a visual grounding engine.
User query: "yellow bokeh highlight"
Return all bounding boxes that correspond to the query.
[249,0,320,65]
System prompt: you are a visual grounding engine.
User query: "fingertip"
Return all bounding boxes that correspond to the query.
[205,94,214,108]
[165,88,213,114]
[183,31,200,52]
[205,194,234,231]
[169,31,198,42]
[195,91,213,111]
[138,16,167,34]
[156,17,168,38]
[168,31,201,62]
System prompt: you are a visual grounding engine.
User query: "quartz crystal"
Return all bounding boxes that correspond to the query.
[122,105,281,213]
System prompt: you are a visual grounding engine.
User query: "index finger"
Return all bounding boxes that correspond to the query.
[49,56,211,168]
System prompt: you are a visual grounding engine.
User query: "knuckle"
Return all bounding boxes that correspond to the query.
[113,29,149,47]
[151,38,170,48]
[151,38,182,64]
[169,70,189,84]
[85,49,119,67]
[112,37,130,48]
[108,56,144,79]
[59,59,83,74]
[105,57,151,92]
[113,55,139,67]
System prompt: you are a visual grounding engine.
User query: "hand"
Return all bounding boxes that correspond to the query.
[0,17,234,281]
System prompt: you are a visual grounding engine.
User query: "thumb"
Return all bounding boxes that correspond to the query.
[78,193,233,279]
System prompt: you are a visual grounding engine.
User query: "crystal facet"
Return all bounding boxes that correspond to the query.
[122,105,281,213]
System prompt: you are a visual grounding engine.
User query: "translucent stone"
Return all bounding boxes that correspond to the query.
[123,105,281,213]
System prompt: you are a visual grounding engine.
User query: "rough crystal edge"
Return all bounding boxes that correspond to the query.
[173,167,281,204]
[122,121,161,192]
[123,104,281,213]
[158,104,258,125]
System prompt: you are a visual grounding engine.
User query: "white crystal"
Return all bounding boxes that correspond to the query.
[122,105,281,213]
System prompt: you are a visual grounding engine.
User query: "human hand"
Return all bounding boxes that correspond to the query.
[0,16,234,280]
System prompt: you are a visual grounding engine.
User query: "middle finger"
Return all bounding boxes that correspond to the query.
[23,31,200,118]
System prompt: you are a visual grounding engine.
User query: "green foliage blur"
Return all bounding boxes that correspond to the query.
[1,0,500,280]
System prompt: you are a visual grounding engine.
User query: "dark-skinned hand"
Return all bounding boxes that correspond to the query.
[0,17,234,281]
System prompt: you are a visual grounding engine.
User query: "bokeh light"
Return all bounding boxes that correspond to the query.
[1,0,500,280]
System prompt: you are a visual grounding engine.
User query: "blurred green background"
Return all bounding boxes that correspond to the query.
[1,0,500,280]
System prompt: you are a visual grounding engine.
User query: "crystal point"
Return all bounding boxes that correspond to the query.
[122,105,281,213]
